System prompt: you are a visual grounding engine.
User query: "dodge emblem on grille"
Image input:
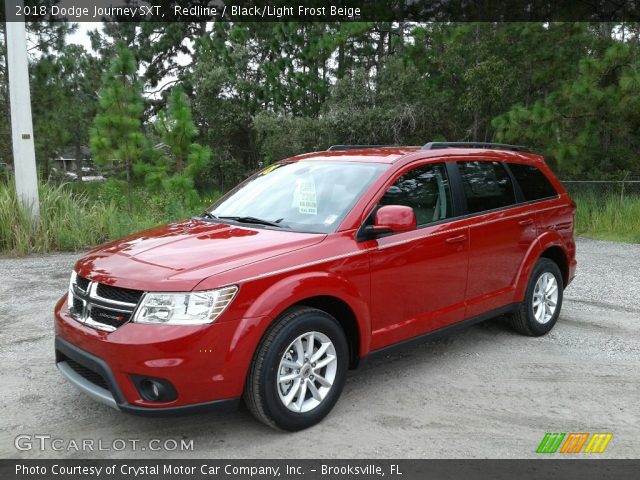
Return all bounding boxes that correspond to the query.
[97,312,125,322]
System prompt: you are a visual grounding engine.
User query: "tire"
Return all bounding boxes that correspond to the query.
[510,257,564,336]
[243,306,349,431]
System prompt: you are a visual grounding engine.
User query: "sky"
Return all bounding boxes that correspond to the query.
[64,22,190,99]
[67,22,101,51]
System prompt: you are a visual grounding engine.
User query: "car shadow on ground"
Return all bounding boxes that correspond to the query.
[62,316,521,440]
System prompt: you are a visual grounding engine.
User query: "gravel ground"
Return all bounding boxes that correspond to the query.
[0,237,638,459]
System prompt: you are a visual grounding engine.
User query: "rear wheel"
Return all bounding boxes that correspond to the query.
[243,307,348,431]
[510,258,563,336]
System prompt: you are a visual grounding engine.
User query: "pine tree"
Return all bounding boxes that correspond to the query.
[493,42,640,177]
[150,85,210,207]
[90,43,146,213]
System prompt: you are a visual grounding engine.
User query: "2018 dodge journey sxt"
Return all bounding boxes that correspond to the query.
[54,142,576,430]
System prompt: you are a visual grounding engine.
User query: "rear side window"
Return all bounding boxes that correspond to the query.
[379,163,453,226]
[507,163,558,201]
[458,161,515,213]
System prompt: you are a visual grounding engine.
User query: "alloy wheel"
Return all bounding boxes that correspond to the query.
[277,331,337,413]
[532,272,559,324]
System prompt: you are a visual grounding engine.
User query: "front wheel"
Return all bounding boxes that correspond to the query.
[243,307,349,431]
[510,258,564,336]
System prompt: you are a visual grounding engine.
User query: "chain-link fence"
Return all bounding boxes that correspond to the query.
[561,179,640,198]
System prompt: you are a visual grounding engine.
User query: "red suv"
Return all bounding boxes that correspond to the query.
[54,142,576,430]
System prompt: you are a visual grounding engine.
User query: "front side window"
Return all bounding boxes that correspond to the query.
[209,161,387,233]
[507,163,558,201]
[458,161,515,213]
[379,163,453,226]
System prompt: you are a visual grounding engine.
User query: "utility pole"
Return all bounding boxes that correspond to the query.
[5,0,40,220]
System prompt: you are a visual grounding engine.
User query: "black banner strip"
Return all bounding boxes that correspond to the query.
[3,0,640,22]
[2,459,640,480]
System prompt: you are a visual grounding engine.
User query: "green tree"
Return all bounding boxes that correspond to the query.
[90,44,146,213]
[1,22,80,175]
[30,54,69,176]
[58,45,102,181]
[144,85,210,206]
[493,42,640,177]
[402,23,596,143]
[30,44,102,180]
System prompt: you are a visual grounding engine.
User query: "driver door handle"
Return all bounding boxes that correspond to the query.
[445,234,467,244]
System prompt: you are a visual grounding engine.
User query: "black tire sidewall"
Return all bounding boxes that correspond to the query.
[259,311,348,431]
[525,259,564,336]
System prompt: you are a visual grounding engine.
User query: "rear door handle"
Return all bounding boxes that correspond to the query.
[445,234,467,244]
[518,218,534,226]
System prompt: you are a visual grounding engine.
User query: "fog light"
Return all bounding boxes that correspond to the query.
[131,375,177,402]
[140,379,161,400]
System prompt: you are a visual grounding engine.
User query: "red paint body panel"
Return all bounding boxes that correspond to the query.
[373,205,417,233]
[76,220,325,291]
[368,221,470,350]
[54,146,576,411]
[464,203,539,317]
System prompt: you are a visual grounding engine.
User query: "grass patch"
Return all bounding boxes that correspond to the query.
[0,179,218,256]
[573,191,640,243]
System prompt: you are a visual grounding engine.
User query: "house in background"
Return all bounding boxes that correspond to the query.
[51,146,106,182]
[52,146,91,173]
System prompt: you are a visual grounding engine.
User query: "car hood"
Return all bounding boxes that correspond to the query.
[75,219,326,291]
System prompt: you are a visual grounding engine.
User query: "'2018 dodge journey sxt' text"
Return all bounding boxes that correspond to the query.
[54,142,576,430]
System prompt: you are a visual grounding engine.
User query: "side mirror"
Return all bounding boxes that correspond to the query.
[366,205,416,237]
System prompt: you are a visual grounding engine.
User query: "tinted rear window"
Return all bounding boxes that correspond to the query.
[458,161,516,213]
[508,163,558,201]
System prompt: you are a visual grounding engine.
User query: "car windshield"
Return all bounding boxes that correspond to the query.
[208,161,388,233]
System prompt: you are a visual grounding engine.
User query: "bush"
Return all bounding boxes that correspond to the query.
[0,179,219,256]
[1,181,117,254]
[573,191,640,243]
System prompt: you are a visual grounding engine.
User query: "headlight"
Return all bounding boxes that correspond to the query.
[67,270,77,310]
[132,286,238,325]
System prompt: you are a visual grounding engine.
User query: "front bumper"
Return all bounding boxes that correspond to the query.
[55,337,239,415]
[53,295,265,413]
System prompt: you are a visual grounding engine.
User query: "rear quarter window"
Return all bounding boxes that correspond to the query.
[458,161,516,213]
[507,163,558,201]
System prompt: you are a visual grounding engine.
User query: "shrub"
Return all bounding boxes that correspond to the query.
[0,179,219,256]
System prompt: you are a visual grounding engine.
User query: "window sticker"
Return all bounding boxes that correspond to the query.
[295,177,317,215]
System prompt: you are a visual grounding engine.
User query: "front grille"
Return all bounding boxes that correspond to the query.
[72,297,84,315]
[89,306,131,329]
[69,277,143,332]
[96,283,143,305]
[76,276,90,292]
[63,357,109,390]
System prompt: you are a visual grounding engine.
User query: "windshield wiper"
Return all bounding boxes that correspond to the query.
[217,216,289,228]
[195,211,219,221]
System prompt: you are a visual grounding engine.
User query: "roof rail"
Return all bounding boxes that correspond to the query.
[327,144,396,151]
[422,141,531,153]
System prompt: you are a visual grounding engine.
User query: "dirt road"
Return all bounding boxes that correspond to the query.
[1,237,638,458]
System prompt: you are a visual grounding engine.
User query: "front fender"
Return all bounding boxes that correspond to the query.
[242,271,371,354]
[220,272,371,394]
